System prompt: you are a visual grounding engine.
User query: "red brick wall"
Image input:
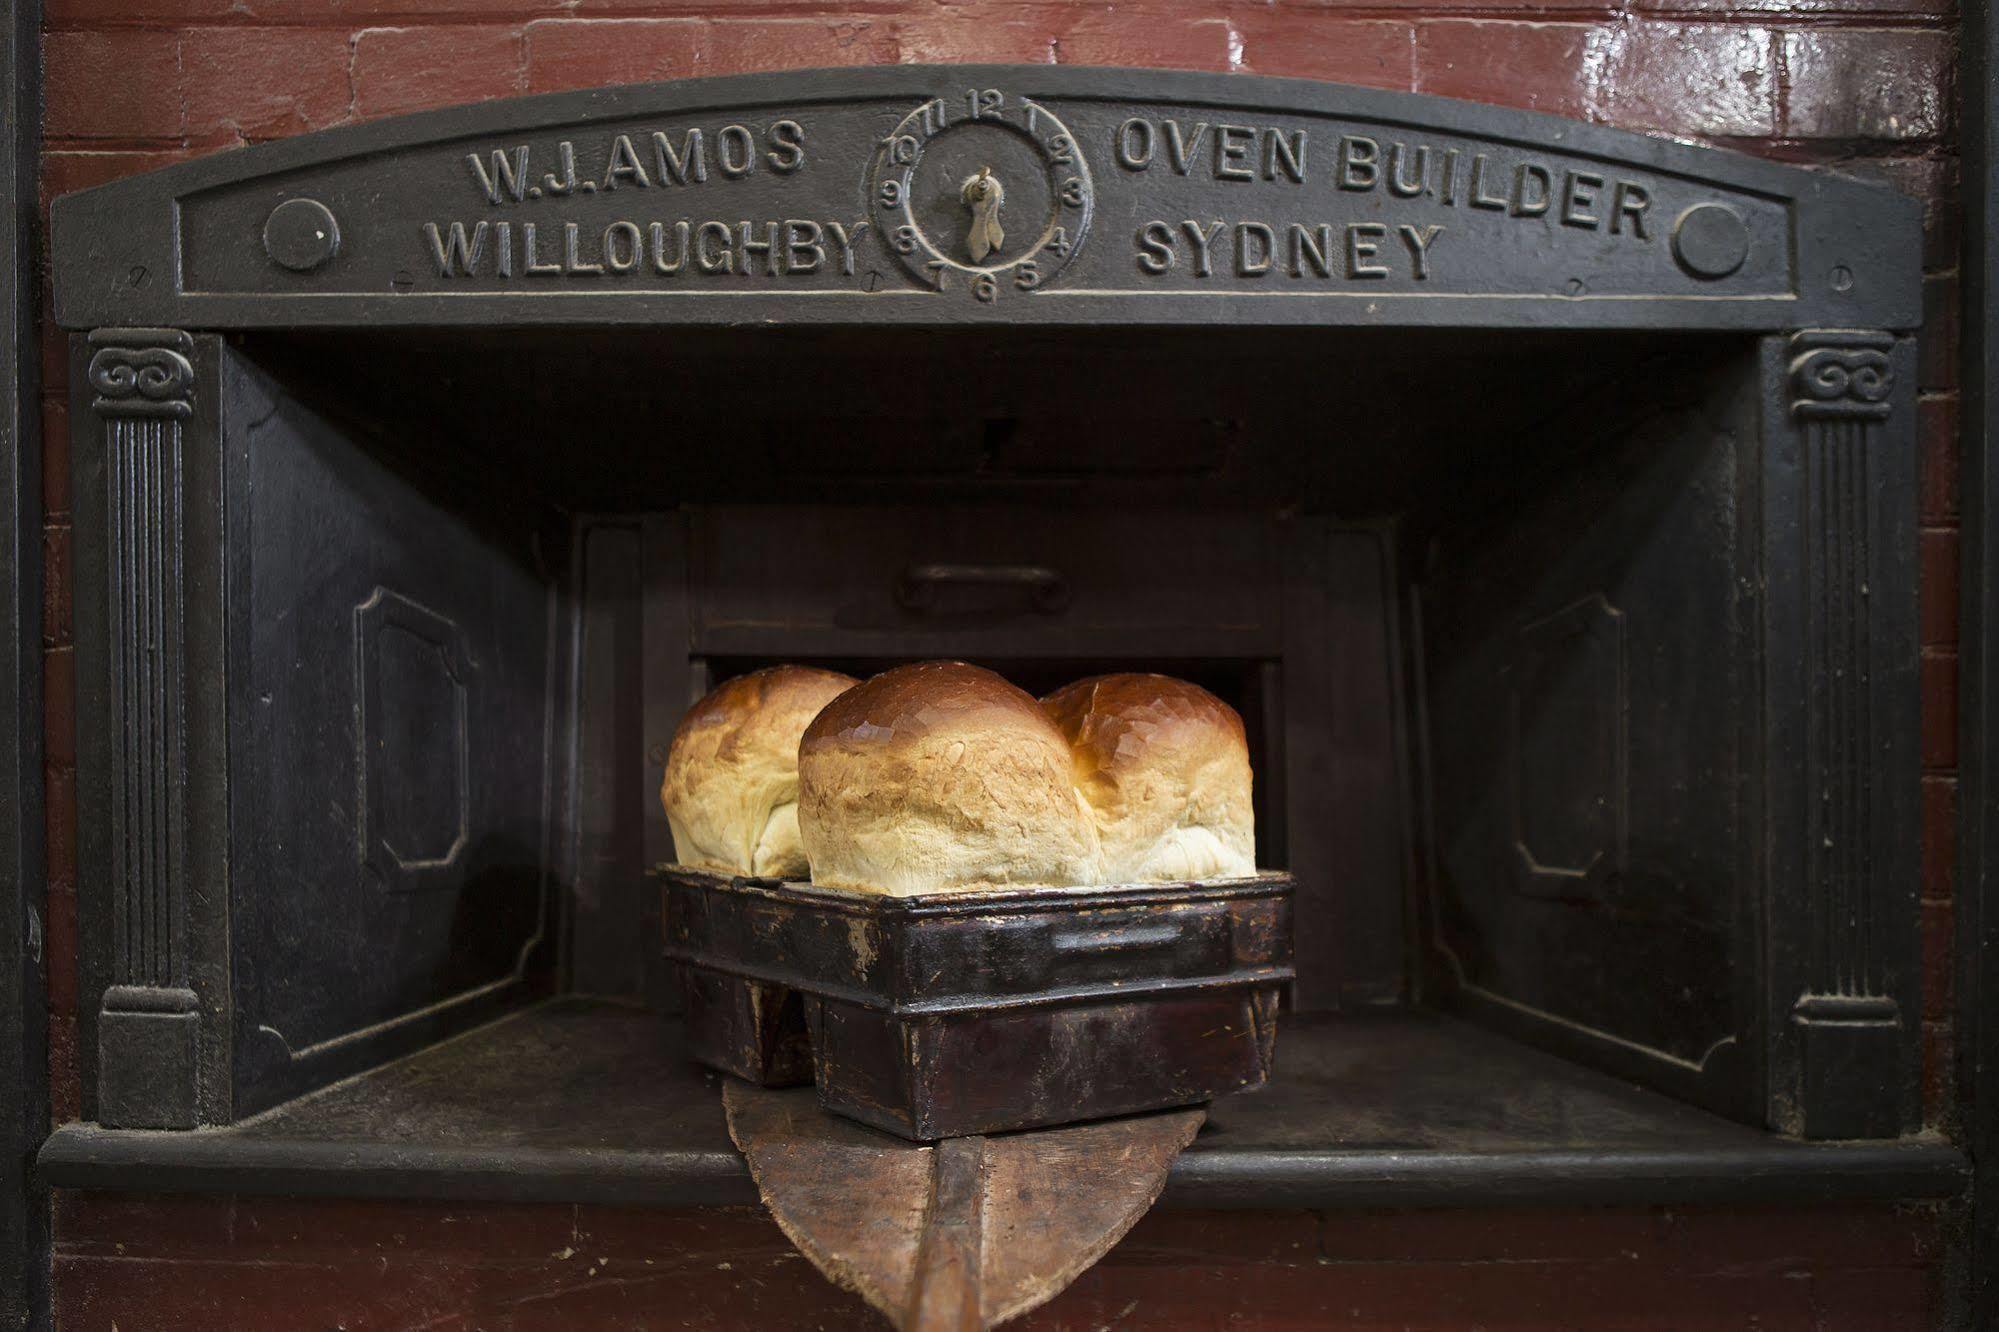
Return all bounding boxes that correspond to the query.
[53,1194,1952,1329]
[35,1,1963,1326]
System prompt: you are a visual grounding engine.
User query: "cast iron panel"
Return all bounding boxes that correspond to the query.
[1425,360,1758,1117]
[221,352,557,1116]
[687,503,1280,660]
[51,66,1915,332]
[356,587,473,892]
[1508,593,1628,898]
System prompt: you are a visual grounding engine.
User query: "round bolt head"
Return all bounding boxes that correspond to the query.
[1671,203,1749,280]
[264,198,341,272]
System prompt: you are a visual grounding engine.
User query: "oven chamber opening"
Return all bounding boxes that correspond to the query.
[130,320,1785,1135]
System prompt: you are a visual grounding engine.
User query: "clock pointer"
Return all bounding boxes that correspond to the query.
[962,166,1005,263]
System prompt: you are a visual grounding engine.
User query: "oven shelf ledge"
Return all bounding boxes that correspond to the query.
[37,997,1967,1210]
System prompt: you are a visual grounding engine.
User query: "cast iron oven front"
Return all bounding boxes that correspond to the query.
[48,66,1922,1147]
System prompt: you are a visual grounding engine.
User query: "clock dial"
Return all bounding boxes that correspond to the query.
[870,89,1095,300]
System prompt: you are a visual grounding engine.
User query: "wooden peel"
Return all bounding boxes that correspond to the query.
[724,1081,1203,1331]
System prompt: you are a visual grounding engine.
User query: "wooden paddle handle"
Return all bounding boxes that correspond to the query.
[903,1136,987,1331]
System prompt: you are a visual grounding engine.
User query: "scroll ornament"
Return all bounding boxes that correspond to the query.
[88,337,195,418]
[1789,330,1894,421]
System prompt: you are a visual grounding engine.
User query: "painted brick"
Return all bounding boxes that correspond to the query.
[53,1235,882,1329]
[1919,270,1951,392]
[1920,897,1953,1020]
[1921,271,1958,393]
[1808,1264,1940,1331]
[1781,29,1951,143]
[48,1012,78,1125]
[46,0,242,23]
[39,313,66,402]
[1013,1256,1823,1327]
[43,150,190,214]
[50,1197,1948,1326]
[53,1255,489,1331]
[574,0,912,12]
[55,1192,238,1255]
[523,18,700,95]
[1317,1203,1937,1271]
[1650,1204,1940,1270]
[1919,525,1958,649]
[45,30,185,142]
[1920,773,1956,905]
[47,1249,1838,1331]
[1595,22,1777,139]
[1051,13,1233,72]
[1285,0,1620,13]
[182,27,355,143]
[41,523,70,649]
[895,16,1057,65]
[1236,17,1414,91]
[1415,20,1596,119]
[232,1196,576,1262]
[43,645,74,770]
[50,0,560,15]
[43,875,76,1022]
[44,763,74,892]
[1110,1209,1322,1265]
[702,18,898,75]
[352,24,525,122]
[1850,155,1960,274]
[251,0,566,18]
[1919,392,1959,521]
[1634,0,1950,16]
[571,1204,816,1261]
[1921,1017,1952,1122]
[1319,1207,1667,1265]
[1920,647,1957,770]
[40,398,68,521]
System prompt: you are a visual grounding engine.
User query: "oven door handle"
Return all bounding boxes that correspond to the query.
[895,563,1071,613]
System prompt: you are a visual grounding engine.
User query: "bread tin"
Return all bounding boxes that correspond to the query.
[659,867,1294,1140]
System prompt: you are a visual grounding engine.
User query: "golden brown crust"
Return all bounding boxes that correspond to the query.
[798,661,1103,895]
[671,666,857,753]
[660,665,858,877]
[801,660,1057,758]
[1040,673,1256,882]
[1041,674,1248,773]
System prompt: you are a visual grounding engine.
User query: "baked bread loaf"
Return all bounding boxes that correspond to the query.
[660,665,858,878]
[1041,673,1256,882]
[798,661,1103,895]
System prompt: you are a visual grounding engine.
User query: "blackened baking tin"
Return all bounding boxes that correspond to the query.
[660,869,1294,1140]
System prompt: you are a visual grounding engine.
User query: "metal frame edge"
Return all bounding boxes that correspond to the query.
[1958,0,1998,1325]
[1,0,47,1322]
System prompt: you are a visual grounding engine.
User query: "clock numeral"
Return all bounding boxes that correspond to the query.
[925,257,951,289]
[892,225,917,254]
[1014,260,1041,291]
[1060,177,1086,208]
[879,178,903,209]
[973,272,999,303]
[1044,227,1072,258]
[966,88,1003,119]
[916,98,948,136]
[1048,134,1075,166]
[882,134,918,165]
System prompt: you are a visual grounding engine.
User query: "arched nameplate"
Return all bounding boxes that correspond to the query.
[52,65,1916,331]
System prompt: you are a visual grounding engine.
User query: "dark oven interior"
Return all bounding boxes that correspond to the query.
[171,322,1759,1124]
